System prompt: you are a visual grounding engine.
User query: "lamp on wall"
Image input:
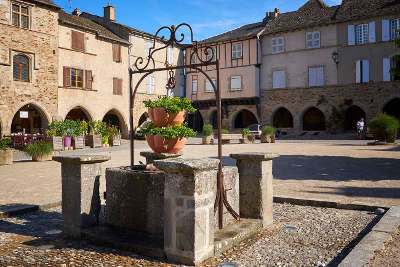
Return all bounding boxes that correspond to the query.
[331,51,339,65]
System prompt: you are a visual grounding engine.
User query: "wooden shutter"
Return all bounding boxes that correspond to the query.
[369,21,376,43]
[63,67,71,87]
[273,70,285,89]
[118,79,123,95]
[382,19,390,41]
[113,77,118,95]
[113,44,121,62]
[362,60,370,83]
[72,31,84,51]
[383,58,391,82]
[85,70,92,89]
[348,25,355,45]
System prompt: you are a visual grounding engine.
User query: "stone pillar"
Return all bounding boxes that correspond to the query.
[53,155,110,238]
[154,158,219,266]
[230,153,279,227]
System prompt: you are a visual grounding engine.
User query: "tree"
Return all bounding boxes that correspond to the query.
[390,30,400,80]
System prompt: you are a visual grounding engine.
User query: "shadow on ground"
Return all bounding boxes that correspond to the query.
[305,186,400,199]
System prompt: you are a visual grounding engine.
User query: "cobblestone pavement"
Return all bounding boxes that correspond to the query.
[370,226,400,267]
[0,139,399,207]
[0,203,376,266]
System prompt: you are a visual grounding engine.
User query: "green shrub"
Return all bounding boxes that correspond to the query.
[221,129,229,134]
[48,121,65,137]
[202,124,213,136]
[63,120,78,138]
[242,128,250,135]
[369,114,400,143]
[144,96,196,114]
[25,142,53,158]
[262,126,275,136]
[105,125,120,137]
[88,120,106,135]
[0,138,12,150]
[102,135,109,145]
[141,123,197,139]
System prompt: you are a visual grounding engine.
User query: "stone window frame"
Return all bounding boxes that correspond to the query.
[13,54,30,82]
[271,37,285,54]
[306,30,321,49]
[11,2,31,30]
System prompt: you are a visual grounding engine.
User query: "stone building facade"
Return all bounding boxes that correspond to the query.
[0,0,59,136]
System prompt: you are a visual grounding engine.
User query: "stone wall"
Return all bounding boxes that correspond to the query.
[261,81,400,133]
[0,1,59,136]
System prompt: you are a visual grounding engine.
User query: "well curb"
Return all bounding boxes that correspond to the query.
[0,200,61,219]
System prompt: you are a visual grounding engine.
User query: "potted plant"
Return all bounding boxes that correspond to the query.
[73,121,87,150]
[86,120,103,148]
[141,123,196,154]
[144,96,196,126]
[25,142,56,162]
[261,125,276,143]
[107,125,121,146]
[46,121,64,151]
[63,120,77,150]
[0,138,13,165]
[202,124,213,144]
[221,129,229,144]
[241,128,255,144]
[369,114,400,143]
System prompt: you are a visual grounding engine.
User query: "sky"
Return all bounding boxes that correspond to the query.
[53,0,343,40]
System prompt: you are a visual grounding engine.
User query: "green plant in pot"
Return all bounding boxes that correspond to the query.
[202,124,213,144]
[86,120,104,148]
[107,125,121,146]
[369,114,400,143]
[0,138,13,165]
[144,96,196,126]
[73,120,87,150]
[63,120,77,150]
[241,128,255,144]
[46,121,64,151]
[25,142,55,162]
[141,123,196,154]
[261,125,276,143]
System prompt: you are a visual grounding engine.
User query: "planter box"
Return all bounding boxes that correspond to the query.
[32,151,59,162]
[47,136,63,151]
[261,135,275,143]
[240,135,251,144]
[73,136,85,150]
[85,135,102,148]
[202,135,213,145]
[109,135,121,146]
[0,149,13,165]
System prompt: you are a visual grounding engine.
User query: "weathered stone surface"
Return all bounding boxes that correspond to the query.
[230,152,280,161]
[105,167,165,235]
[53,155,110,165]
[155,158,219,174]
[140,151,182,165]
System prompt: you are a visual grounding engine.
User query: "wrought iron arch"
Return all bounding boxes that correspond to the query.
[129,23,238,229]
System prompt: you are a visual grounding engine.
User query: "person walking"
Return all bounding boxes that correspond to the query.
[356,118,365,140]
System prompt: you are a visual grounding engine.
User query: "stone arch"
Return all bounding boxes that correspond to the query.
[187,110,204,132]
[65,106,93,122]
[102,108,129,138]
[344,105,366,131]
[232,109,258,129]
[302,107,326,131]
[272,107,294,128]
[383,98,400,121]
[10,102,50,134]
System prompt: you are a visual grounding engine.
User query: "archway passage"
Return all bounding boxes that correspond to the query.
[210,110,217,129]
[345,106,366,131]
[383,98,400,121]
[273,107,294,128]
[66,107,91,122]
[103,109,128,138]
[187,110,203,132]
[233,109,258,128]
[303,107,326,131]
[11,104,49,134]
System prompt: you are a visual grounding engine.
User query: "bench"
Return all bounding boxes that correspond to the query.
[219,134,243,144]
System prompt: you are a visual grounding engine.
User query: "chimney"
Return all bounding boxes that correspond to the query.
[104,2,116,21]
[263,9,279,23]
[274,8,280,17]
[72,8,81,16]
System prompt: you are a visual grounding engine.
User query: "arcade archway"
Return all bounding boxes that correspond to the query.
[345,105,366,131]
[273,107,294,128]
[383,98,400,121]
[233,109,258,129]
[302,107,326,131]
[65,107,92,122]
[11,103,49,134]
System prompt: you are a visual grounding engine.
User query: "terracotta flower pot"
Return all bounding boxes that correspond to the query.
[148,108,186,127]
[0,149,13,165]
[146,134,187,154]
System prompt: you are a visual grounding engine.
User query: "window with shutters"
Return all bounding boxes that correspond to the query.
[206,47,216,62]
[192,78,198,94]
[271,37,284,54]
[12,3,29,29]
[355,24,369,45]
[191,53,196,64]
[391,18,400,40]
[306,31,320,48]
[146,76,155,94]
[205,78,216,92]
[232,43,242,59]
[230,76,241,91]
[308,66,324,87]
[272,70,286,89]
[356,60,370,83]
[70,68,83,88]
[13,55,29,82]
[146,41,152,57]
[112,43,121,62]
[71,30,85,51]
[167,47,173,64]
[113,78,122,95]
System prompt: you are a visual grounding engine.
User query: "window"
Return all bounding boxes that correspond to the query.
[167,46,173,64]
[272,70,286,89]
[205,78,216,92]
[192,78,198,94]
[271,37,284,54]
[12,4,29,29]
[71,31,85,51]
[391,18,400,40]
[112,43,121,62]
[230,76,241,91]
[146,41,152,57]
[113,78,123,95]
[13,55,29,82]
[206,47,216,61]
[355,24,369,45]
[146,76,154,94]
[232,43,242,59]
[70,68,83,88]
[191,53,196,64]
[309,67,324,87]
[356,60,370,83]
[306,31,320,48]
